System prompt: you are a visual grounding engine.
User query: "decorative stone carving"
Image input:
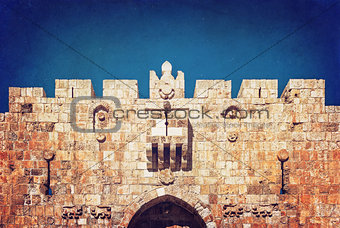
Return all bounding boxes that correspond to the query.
[96,134,106,143]
[280,216,289,224]
[221,105,241,119]
[162,61,172,73]
[46,217,55,225]
[145,103,191,171]
[159,168,175,185]
[43,151,55,161]
[90,206,111,219]
[222,203,278,218]
[88,102,115,133]
[97,112,106,121]
[282,88,300,103]
[150,61,185,99]
[223,204,239,218]
[277,149,289,162]
[158,61,176,100]
[95,111,109,129]
[21,103,32,113]
[227,133,238,142]
[88,102,111,118]
[146,142,190,172]
[62,206,83,219]
[159,87,175,100]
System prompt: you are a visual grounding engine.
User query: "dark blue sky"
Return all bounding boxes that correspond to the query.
[0,0,339,113]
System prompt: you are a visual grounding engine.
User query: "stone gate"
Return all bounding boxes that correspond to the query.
[0,61,339,227]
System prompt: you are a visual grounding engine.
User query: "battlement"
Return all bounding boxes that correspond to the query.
[193,80,231,98]
[6,63,327,105]
[55,79,95,98]
[281,79,325,103]
[9,87,46,98]
[237,79,277,98]
[103,80,139,98]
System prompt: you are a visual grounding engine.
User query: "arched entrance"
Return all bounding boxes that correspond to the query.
[127,195,206,228]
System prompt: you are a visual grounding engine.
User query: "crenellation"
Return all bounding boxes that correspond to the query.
[55,79,95,98]
[103,80,138,98]
[194,80,231,98]
[8,87,21,97]
[281,79,325,105]
[8,87,45,102]
[237,79,278,99]
[6,78,328,107]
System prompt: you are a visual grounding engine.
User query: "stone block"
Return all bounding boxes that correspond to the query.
[55,79,69,89]
[32,88,46,97]
[38,113,59,122]
[9,87,21,97]
[55,79,95,97]
[194,80,231,98]
[282,79,325,101]
[238,79,278,98]
[1,64,339,227]
[85,194,101,205]
[103,80,138,98]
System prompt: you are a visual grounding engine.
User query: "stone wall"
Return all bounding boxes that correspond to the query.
[0,62,339,227]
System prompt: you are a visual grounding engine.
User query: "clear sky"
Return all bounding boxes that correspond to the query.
[0,0,339,113]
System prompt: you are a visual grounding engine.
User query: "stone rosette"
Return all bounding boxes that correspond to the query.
[158,168,175,185]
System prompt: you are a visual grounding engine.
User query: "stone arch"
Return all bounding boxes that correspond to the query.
[88,101,114,132]
[118,187,216,228]
[88,101,111,120]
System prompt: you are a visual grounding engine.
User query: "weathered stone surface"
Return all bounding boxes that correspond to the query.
[21,104,32,113]
[0,62,339,227]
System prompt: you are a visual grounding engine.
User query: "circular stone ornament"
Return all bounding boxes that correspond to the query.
[97,112,106,121]
[159,168,175,185]
[228,133,238,142]
[277,149,289,162]
[47,217,55,225]
[96,134,106,143]
[43,151,55,160]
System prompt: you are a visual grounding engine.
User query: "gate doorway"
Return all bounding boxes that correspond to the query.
[127,195,206,228]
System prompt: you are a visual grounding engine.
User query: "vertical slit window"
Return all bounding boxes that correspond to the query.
[152,144,158,171]
[259,87,261,98]
[175,145,182,171]
[163,143,170,169]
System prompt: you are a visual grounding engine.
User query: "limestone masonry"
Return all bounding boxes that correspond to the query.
[0,61,339,227]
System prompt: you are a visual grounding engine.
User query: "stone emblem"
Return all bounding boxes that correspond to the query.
[228,133,238,142]
[159,168,175,185]
[90,206,112,219]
